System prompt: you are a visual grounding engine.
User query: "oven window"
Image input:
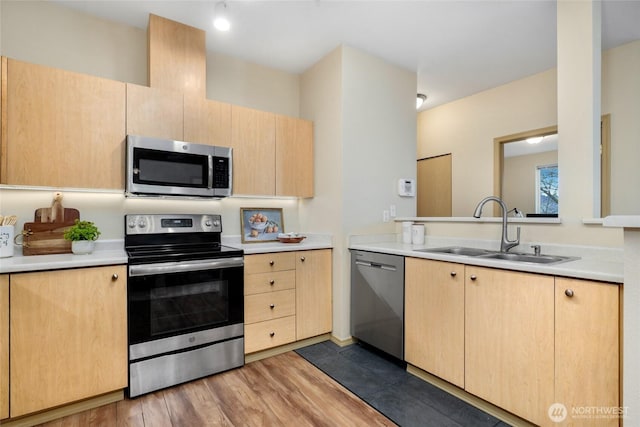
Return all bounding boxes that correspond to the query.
[128,265,244,345]
[150,279,228,336]
[134,148,208,188]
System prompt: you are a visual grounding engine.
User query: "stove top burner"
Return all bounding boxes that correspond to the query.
[125,214,243,264]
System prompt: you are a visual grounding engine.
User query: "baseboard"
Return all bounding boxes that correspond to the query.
[244,333,332,364]
[406,364,536,427]
[1,390,124,427]
[330,335,356,347]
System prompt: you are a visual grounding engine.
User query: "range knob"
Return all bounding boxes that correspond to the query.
[128,221,137,229]
[138,220,147,228]
[213,219,220,227]
[204,220,212,227]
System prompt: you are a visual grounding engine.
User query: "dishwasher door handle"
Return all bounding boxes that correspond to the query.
[355,260,397,272]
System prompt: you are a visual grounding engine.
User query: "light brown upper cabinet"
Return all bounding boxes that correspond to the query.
[183,94,232,147]
[126,83,183,141]
[148,14,206,97]
[231,105,276,196]
[2,59,126,189]
[276,115,314,198]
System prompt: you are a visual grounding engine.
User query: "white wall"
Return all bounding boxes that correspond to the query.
[418,69,558,217]
[602,40,640,215]
[416,37,640,247]
[300,45,416,340]
[1,0,147,85]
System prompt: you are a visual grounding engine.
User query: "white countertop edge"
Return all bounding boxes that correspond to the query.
[222,233,333,254]
[1,249,127,274]
[603,215,640,228]
[349,241,623,284]
[395,216,562,224]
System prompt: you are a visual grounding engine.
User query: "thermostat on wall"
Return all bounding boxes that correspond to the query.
[398,179,416,197]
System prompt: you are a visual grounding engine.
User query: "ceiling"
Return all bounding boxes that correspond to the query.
[53,0,640,110]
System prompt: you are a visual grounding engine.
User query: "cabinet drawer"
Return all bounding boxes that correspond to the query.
[245,252,296,274]
[245,316,296,354]
[245,290,295,324]
[245,270,295,295]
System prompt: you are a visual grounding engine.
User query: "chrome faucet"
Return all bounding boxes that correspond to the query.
[473,196,520,252]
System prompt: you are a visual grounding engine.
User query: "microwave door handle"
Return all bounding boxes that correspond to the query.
[208,156,214,189]
[129,257,244,277]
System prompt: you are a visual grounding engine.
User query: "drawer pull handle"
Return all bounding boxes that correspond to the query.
[270,304,275,309]
[270,332,275,337]
[450,271,457,277]
[565,289,574,297]
[300,256,306,262]
[269,279,275,285]
[470,275,477,281]
[269,260,275,266]
[112,273,119,281]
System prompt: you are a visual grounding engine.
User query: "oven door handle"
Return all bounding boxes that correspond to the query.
[129,257,244,277]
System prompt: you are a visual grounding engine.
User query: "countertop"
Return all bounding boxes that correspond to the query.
[223,234,333,254]
[0,240,127,274]
[349,235,623,284]
[0,234,333,274]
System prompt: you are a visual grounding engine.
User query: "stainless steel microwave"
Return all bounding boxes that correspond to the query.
[126,135,232,198]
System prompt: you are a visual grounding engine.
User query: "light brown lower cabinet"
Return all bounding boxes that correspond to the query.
[555,277,619,427]
[0,275,8,420]
[406,259,620,427]
[405,258,464,388]
[465,266,555,426]
[10,266,127,417]
[244,249,332,353]
[295,249,332,340]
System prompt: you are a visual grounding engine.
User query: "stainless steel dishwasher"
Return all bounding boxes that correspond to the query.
[350,250,404,360]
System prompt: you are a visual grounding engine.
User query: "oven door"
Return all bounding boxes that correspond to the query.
[128,257,243,359]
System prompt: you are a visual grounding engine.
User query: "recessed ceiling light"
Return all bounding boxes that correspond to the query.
[214,1,231,31]
[526,136,544,144]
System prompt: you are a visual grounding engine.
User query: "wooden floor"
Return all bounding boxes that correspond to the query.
[36,352,395,427]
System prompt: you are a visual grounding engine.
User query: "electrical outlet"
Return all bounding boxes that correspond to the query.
[389,204,396,217]
[383,210,390,223]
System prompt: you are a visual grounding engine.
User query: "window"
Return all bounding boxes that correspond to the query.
[536,164,558,214]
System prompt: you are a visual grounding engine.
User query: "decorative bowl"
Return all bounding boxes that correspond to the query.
[278,235,306,244]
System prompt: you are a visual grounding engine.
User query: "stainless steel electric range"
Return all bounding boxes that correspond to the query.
[125,214,244,398]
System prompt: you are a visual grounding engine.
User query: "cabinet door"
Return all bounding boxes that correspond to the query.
[148,14,206,97]
[4,59,126,189]
[183,94,232,147]
[275,115,313,197]
[231,105,275,195]
[465,267,554,426]
[0,275,8,420]
[405,258,464,388]
[126,83,183,141]
[296,249,332,340]
[10,266,127,417]
[555,278,619,427]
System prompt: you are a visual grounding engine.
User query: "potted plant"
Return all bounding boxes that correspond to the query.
[64,219,101,255]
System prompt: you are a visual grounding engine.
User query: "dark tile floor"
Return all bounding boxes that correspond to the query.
[296,341,511,427]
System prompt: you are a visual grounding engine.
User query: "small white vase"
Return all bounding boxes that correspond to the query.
[71,240,95,255]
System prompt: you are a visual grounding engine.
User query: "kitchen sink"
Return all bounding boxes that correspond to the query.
[414,246,579,265]
[414,246,493,257]
[478,252,578,265]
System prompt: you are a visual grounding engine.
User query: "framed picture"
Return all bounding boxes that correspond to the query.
[240,208,284,243]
